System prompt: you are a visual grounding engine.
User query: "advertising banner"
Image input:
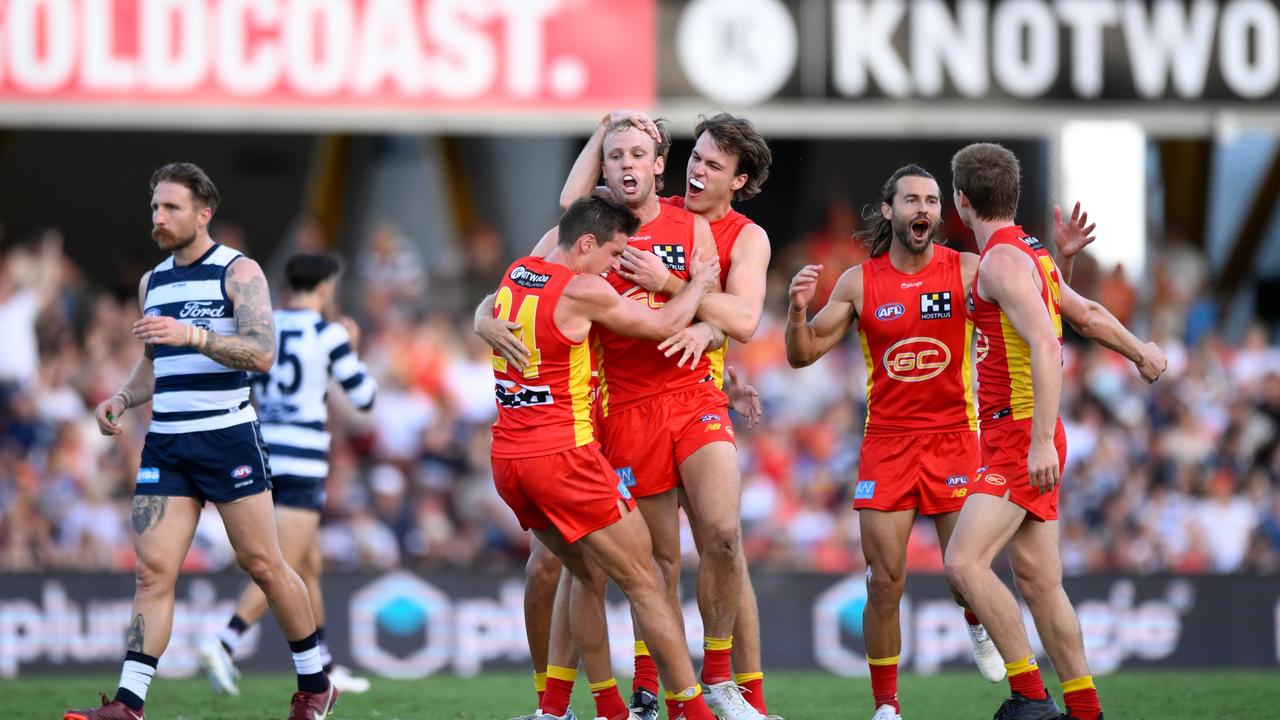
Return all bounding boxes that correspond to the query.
[0,0,654,111]
[2,571,1277,678]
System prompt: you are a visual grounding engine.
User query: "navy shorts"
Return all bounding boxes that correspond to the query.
[272,474,325,512]
[136,421,272,504]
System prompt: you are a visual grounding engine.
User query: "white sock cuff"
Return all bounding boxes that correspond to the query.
[119,660,156,701]
[218,626,243,653]
[292,645,324,676]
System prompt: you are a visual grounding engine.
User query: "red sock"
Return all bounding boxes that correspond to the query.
[536,690,545,707]
[701,636,733,685]
[540,666,576,717]
[868,657,900,712]
[665,690,715,720]
[633,644,659,696]
[1006,656,1048,701]
[964,609,980,626]
[1063,676,1102,720]
[735,673,767,714]
[590,679,629,720]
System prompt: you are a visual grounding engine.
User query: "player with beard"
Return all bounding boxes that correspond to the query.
[67,163,336,720]
[479,119,764,720]
[556,110,775,719]
[784,165,1094,720]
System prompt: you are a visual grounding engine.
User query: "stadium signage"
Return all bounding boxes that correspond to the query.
[670,0,1280,104]
[0,0,652,109]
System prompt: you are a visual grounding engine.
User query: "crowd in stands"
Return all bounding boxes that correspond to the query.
[2,215,1279,577]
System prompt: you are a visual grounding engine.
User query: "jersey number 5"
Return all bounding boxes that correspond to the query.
[492,286,543,378]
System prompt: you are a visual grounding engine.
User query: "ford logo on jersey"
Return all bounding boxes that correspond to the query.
[874,303,905,321]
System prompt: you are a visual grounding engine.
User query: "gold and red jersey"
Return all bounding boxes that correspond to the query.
[489,256,594,459]
[858,245,977,437]
[968,225,1064,426]
[661,194,754,389]
[596,202,712,414]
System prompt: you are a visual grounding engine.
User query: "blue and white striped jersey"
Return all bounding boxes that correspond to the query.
[143,243,256,434]
[254,308,376,480]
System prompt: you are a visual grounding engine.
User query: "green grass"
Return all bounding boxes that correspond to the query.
[13,669,1279,720]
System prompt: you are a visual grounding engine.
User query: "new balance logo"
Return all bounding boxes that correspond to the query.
[920,292,952,320]
[652,244,687,272]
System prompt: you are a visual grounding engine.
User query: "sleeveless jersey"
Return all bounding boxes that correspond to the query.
[969,225,1064,426]
[490,256,595,458]
[254,309,377,479]
[858,245,976,436]
[596,202,712,414]
[143,243,255,434]
[662,195,754,389]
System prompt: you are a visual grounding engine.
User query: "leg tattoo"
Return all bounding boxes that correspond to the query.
[127,613,145,652]
[131,496,168,535]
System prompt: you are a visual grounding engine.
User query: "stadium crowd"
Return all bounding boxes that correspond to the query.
[2,218,1279,576]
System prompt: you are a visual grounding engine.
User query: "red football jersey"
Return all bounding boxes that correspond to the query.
[490,256,595,458]
[858,245,976,436]
[969,225,1064,426]
[596,202,712,414]
[662,195,755,389]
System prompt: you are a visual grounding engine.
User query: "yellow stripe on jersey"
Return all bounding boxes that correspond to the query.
[1000,312,1035,420]
[962,319,977,431]
[859,328,875,431]
[569,340,594,446]
[708,344,726,389]
[593,334,609,418]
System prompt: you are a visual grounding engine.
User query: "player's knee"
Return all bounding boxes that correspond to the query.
[866,565,906,604]
[236,548,284,586]
[699,519,741,564]
[134,555,177,597]
[526,547,562,588]
[943,553,979,595]
[1012,566,1059,605]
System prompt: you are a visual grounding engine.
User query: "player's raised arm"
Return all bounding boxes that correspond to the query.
[1058,280,1167,383]
[1052,201,1097,285]
[570,247,718,342]
[786,264,862,368]
[96,272,158,435]
[977,246,1063,492]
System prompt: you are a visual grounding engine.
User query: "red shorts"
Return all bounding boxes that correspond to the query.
[491,443,636,543]
[599,385,736,498]
[969,418,1067,522]
[854,430,979,516]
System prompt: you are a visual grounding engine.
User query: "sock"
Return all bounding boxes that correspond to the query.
[590,678,630,720]
[735,672,767,714]
[534,671,548,707]
[632,641,659,696]
[219,614,249,655]
[665,686,715,720]
[288,631,330,694]
[541,665,576,717]
[868,655,900,712]
[1005,655,1048,700]
[317,626,333,674]
[701,635,733,685]
[1062,675,1102,720]
[963,609,981,626]
[114,651,158,711]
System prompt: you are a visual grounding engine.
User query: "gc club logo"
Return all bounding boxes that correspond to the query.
[350,572,452,679]
[882,337,951,382]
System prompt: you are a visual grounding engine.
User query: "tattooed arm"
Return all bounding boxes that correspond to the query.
[205,258,276,372]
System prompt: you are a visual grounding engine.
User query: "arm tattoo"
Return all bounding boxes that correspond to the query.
[131,495,168,535]
[127,613,145,652]
[203,266,275,371]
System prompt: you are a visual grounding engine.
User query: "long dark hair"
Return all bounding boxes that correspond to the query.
[856,164,935,257]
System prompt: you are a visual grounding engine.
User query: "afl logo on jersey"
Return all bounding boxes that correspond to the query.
[231,465,253,479]
[883,337,951,382]
[145,308,161,317]
[874,303,905,321]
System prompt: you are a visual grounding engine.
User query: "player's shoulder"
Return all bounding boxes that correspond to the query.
[660,194,684,209]
[832,263,866,297]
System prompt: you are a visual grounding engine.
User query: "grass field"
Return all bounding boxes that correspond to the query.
[12,669,1279,720]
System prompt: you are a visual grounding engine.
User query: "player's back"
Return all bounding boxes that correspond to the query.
[255,308,375,479]
[490,256,595,458]
[968,225,1063,426]
[596,203,713,413]
[859,245,976,436]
